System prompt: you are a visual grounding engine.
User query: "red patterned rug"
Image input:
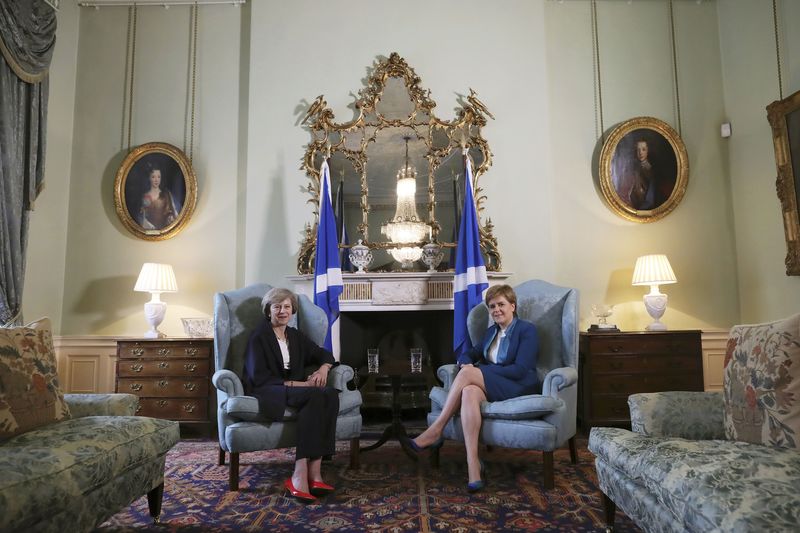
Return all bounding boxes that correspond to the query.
[95,438,640,532]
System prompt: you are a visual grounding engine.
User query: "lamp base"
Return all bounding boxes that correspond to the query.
[143,300,167,339]
[645,321,668,331]
[642,292,669,331]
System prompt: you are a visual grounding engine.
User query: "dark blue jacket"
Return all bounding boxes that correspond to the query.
[457,318,539,402]
[242,321,335,420]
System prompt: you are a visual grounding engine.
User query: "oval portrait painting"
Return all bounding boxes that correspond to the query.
[599,117,688,223]
[114,142,197,240]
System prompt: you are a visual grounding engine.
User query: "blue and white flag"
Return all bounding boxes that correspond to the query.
[314,159,344,352]
[453,151,489,359]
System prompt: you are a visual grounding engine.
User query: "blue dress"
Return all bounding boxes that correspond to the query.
[456,317,539,402]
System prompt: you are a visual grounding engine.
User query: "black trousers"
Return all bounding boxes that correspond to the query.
[285,386,339,460]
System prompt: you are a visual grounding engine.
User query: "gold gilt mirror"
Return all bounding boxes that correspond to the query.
[296,52,500,274]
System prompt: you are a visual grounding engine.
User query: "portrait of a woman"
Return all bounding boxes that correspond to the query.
[139,167,178,230]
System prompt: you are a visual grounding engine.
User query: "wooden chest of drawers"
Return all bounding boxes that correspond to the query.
[116,338,214,435]
[578,330,703,433]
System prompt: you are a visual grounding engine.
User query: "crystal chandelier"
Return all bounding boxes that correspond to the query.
[381,136,431,269]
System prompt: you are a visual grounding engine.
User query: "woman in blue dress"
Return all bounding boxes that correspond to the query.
[411,284,539,492]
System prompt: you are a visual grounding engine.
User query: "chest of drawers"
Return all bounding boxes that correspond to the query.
[578,330,703,433]
[115,338,214,435]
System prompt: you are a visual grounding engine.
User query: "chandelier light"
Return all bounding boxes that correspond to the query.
[381,136,431,268]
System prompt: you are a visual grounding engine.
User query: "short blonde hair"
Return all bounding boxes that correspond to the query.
[484,284,518,316]
[261,287,298,318]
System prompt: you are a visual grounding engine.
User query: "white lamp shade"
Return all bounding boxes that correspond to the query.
[631,254,677,286]
[134,263,178,293]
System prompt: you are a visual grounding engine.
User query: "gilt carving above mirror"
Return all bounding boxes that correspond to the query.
[296,52,501,274]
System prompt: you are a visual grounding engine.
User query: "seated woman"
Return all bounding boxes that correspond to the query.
[242,287,339,503]
[410,284,539,492]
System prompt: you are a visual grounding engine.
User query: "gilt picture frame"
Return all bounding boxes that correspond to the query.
[114,142,197,241]
[599,116,689,223]
[766,89,800,276]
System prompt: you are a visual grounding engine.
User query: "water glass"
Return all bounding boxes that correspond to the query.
[410,348,423,373]
[367,348,380,374]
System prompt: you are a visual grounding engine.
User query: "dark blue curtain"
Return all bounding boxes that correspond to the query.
[0,1,56,325]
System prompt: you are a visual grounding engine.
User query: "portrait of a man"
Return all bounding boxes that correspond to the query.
[611,129,678,211]
[124,152,186,231]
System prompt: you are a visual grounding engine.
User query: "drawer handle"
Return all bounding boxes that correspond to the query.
[183,382,197,391]
[130,347,144,356]
[157,400,168,407]
[610,345,622,353]
[158,380,168,388]
[130,383,143,391]
[184,363,197,372]
[130,363,143,373]
[157,348,171,356]
[135,405,143,414]
[183,404,196,413]
[158,361,170,369]
[185,348,198,356]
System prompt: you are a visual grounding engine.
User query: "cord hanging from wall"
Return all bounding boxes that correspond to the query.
[111,5,199,241]
[592,0,689,224]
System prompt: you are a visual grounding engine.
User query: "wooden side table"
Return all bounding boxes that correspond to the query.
[578,330,704,433]
[115,337,215,436]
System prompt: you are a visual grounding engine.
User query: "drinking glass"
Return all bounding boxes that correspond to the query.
[410,348,423,373]
[367,348,380,374]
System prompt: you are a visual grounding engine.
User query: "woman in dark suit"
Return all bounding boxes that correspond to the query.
[242,287,339,503]
[411,284,539,492]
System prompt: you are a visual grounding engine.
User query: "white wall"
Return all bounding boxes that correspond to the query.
[22,0,800,336]
[718,0,800,323]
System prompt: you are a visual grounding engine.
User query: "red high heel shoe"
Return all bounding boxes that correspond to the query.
[284,478,316,503]
[309,480,335,496]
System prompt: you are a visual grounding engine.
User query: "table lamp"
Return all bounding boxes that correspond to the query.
[631,254,676,331]
[134,263,178,338]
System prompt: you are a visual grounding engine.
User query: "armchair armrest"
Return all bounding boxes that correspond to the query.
[437,364,459,390]
[212,369,244,397]
[541,366,578,398]
[328,364,354,391]
[628,391,725,439]
[65,393,138,418]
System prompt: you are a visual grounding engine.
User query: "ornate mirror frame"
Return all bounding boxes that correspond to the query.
[767,88,800,276]
[296,52,500,274]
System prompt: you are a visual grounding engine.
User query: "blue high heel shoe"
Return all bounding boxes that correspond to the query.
[467,461,486,493]
[407,435,444,453]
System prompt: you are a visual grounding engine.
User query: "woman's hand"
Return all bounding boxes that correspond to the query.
[307,364,331,387]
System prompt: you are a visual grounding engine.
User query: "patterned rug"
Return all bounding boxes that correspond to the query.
[95,438,641,532]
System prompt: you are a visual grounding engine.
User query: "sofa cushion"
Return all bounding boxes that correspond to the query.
[589,427,800,532]
[723,313,800,448]
[0,318,71,441]
[0,415,179,532]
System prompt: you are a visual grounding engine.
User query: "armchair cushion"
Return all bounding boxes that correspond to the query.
[628,391,726,440]
[224,388,362,422]
[723,313,800,449]
[0,318,71,441]
[429,386,561,420]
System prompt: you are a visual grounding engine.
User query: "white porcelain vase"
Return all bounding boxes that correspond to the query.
[349,240,373,273]
[421,243,444,272]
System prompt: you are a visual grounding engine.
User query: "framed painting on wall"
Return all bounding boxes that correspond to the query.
[599,116,689,223]
[114,142,197,241]
[767,89,800,276]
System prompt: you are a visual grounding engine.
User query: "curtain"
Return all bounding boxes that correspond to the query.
[0,1,56,325]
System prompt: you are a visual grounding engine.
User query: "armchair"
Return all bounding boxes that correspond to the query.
[428,279,579,489]
[212,283,362,491]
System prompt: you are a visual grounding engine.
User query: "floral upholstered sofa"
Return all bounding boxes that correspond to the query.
[0,319,180,532]
[589,314,800,532]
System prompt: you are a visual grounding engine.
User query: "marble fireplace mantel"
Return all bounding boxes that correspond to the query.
[287,271,512,312]
[287,271,511,360]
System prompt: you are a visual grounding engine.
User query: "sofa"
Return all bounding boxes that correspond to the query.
[589,314,800,532]
[0,318,180,532]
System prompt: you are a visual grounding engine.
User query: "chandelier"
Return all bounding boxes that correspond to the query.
[381,136,431,269]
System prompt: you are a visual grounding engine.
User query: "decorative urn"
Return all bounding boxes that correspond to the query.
[421,243,444,273]
[349,240,373,273]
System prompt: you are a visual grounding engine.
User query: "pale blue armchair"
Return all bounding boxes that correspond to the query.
[428,279,579,489]
[211,283,362,491]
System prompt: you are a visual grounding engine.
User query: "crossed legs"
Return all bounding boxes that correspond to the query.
[413,365,487,483]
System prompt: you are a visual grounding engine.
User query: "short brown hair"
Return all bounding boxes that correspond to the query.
[261,287,298,318]
[484,284,517,316]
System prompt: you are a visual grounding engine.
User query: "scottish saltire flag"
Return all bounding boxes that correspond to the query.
[314,159,344,352]
[453,152,489,358]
